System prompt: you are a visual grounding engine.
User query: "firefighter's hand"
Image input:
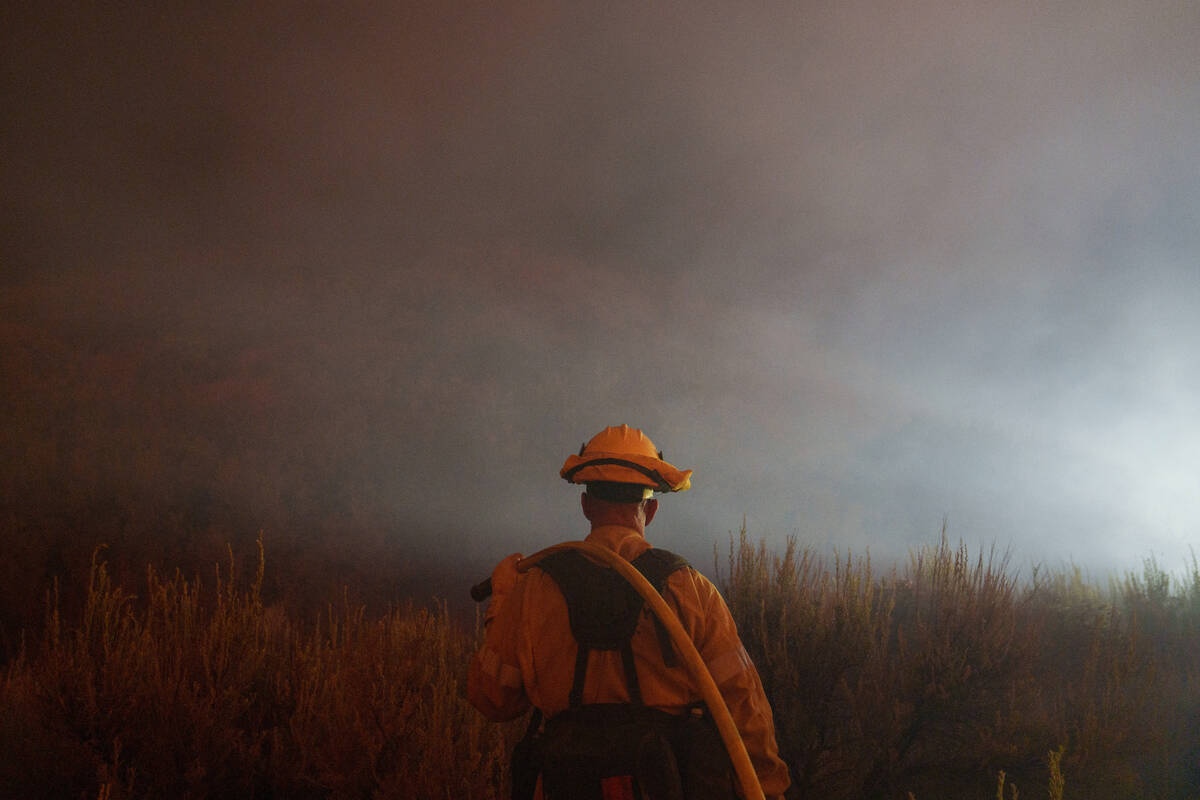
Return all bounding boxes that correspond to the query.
[490,553,523,598]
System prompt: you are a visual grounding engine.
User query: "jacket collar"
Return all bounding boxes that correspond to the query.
[585,524,652,562]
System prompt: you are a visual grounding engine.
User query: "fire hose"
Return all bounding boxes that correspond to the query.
[472,540,766,800]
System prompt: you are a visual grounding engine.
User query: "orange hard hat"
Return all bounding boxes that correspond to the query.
[560,424,693,494]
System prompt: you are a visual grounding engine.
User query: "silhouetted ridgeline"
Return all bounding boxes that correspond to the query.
[2,532,1198,799]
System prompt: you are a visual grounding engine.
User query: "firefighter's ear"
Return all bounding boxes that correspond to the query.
[642,497,658,527]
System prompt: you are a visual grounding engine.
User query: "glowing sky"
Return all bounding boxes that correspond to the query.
[4,1,1199,578]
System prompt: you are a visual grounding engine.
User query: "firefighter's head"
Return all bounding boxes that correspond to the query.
[560,424,691,532]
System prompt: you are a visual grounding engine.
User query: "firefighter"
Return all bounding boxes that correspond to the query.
[468,424,790,799]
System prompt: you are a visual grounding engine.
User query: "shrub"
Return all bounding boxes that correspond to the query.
[719,525,1200,800]
[0,542,516,799]
[4,530,1200,799]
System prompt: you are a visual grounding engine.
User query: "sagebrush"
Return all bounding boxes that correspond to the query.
[3,532,1199,798]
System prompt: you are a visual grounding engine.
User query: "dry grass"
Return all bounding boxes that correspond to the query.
[0,540,516,799]
[718,524,1200,799]
[3,530,1198,799]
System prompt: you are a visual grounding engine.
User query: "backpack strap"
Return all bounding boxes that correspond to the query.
[536,547,691,710]
[631,548,691,669]
[569,640,590,709]
[621,641,643,706]
[570,635,646,708]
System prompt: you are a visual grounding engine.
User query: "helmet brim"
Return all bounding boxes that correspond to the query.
[560,452,692,492]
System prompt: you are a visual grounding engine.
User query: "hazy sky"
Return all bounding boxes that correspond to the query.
[5,1,1199,578]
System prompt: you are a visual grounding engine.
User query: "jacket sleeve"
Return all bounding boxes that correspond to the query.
[682,570,791,800]
[467,580,532,721]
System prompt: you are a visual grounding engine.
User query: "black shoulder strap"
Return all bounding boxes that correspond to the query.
[535,548,690,709]
[631,547,691,587]
[632,548,691,669]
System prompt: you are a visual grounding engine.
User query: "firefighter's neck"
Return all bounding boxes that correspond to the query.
[581,492,659,535]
